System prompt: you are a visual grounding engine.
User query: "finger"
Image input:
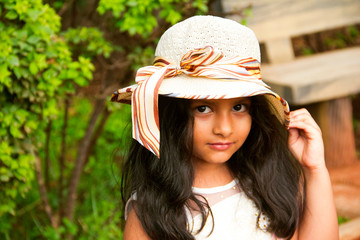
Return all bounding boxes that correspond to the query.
[289,118,322,139]
[290,114,319,129]
[289,109,321,132]
[290,109,313,121]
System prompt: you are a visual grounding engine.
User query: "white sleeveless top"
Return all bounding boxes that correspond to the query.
[188,180,278,240]
[125,180,281,239]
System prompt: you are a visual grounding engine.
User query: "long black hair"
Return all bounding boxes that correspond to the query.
[121,95,304,239]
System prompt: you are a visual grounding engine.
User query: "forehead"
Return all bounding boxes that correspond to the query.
[190,97,251,105]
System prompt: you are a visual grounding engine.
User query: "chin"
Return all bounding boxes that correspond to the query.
[196,152,235,165]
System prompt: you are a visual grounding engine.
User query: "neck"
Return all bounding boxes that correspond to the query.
[192,162,233,188]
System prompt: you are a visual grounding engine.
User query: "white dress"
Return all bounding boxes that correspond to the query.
[188,180,277,240]
[126,180,280,239]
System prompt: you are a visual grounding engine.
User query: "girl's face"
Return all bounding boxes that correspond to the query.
[190,97,252,167]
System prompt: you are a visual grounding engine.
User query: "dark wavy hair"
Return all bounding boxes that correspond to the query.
[121,95,305,240]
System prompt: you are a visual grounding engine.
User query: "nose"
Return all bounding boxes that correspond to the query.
[213,111,233,137]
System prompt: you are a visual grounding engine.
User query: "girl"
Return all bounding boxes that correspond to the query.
[111,16,338,239]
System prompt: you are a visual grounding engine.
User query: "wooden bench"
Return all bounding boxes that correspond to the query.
[223,0,360,168]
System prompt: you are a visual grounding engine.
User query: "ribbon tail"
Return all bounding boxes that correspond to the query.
[131,66,169,158]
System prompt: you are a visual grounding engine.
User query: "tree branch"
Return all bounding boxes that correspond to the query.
[84,107,111,166]
[34,151,57,228]
[58,0,76,17]
[44,120,52,190]
[87,0,100,20]
[58,97,70,225]
[64,99,105,222]
[96,55,130,71]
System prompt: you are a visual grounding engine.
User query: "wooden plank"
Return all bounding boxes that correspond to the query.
[261,47,360,105]
[265,38,295,63]
[224,0,360,41]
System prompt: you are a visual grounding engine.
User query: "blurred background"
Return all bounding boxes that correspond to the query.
[0,0,359,239]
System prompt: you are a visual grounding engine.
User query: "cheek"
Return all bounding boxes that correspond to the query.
[192,121,206,144]
[237,116,252,141]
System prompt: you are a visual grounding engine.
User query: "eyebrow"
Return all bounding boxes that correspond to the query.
[190,98,252,106]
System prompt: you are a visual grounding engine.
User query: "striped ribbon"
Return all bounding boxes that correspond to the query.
[130,46,265,158]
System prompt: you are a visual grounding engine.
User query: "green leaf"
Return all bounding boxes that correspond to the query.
[126,1,138,7]
[66,69,79,79]
[3,113,13,126]
[5,11,18,20]
[74,77,88,86]
[7,55,20,67]
[24,119,39,133]
[27,9,42,21]
[10,124,24,138]
[27,35,41,44]
[243,7,253,18]
[165,9,181,24]
[63,218,78,235]
[29,62,39,75]
[15,109,29,124]
[0,64,11,87]
[0,172,11,182]
[0,141,12,155]
[54,1,64,9]
[82,68,93,80]
[43,69,57,81]
[349,25,359,38]
[13,67,22,79]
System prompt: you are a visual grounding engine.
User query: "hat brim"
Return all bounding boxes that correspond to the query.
[113,74,289,127]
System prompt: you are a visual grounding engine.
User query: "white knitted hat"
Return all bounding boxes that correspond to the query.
[111,15,290,157]
[154,15,264,99]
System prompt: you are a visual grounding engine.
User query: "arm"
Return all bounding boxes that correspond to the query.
[287,109,338,240]
[124,208,151,240]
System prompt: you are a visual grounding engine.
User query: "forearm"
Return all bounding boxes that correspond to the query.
[297,166,339,240]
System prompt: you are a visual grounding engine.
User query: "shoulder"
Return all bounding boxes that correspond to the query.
[124,193,151,240]
[124,208,151,240]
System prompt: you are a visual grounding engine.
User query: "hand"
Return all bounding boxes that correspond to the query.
[288,109,326,172]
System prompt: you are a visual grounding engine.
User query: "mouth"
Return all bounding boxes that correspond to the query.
[208,142,233,151]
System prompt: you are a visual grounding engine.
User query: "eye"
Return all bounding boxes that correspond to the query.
[233,104,248,112]
[196,105,211,113]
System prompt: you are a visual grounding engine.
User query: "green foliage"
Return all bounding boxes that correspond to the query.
[348,25,360,39]
[1,0,209,238]
[239,5,252,26]
[338,216,350,225]
[324,25,360,50]
[63,27,117,59]
[39,218,77,240]
[127,46,155,71]
[301,47,314,56]
[0,97,130,238]
[61,99,129,239]
[0,0,94,217]
[325,32,347,49]
[97,0,208,37]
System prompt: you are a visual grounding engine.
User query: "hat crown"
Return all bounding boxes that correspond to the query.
[155,15,261,63]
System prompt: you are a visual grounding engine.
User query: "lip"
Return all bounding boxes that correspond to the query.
[208,142,233,151]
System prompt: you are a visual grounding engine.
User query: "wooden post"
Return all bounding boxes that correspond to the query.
[265,38,295,63]
[307,97,358,168]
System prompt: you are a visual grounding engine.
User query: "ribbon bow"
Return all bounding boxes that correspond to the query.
[129,46,265,158]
